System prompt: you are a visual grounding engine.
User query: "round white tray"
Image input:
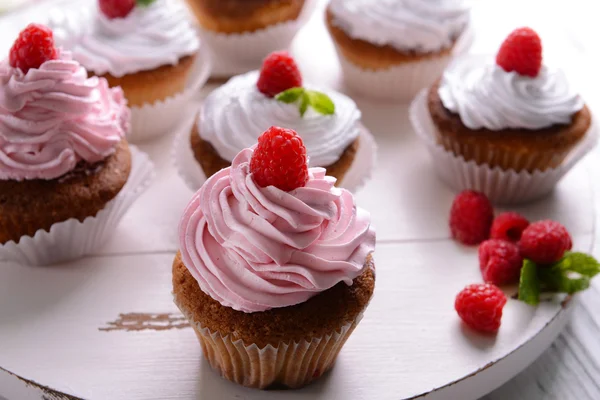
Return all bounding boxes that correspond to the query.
[0,1,596,400]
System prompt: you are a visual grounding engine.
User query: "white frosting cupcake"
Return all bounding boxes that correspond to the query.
[198,71,362,167]
[50,0,199,77]
[438,58,584,131]
[328,0,470,54]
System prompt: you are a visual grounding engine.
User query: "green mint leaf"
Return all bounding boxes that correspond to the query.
[299,92,309,117]
[553,251,600,278]
[275,87,305,104]
[136,0,156,6]
[306,90,335,116]
[519,259,540,305]
[539,267,590,295]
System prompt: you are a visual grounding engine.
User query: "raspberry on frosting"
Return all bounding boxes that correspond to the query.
[257,51,303,98]
[496,27,543,78]
[9,24,58,73]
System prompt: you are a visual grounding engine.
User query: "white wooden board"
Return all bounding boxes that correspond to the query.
[0,1,598,399]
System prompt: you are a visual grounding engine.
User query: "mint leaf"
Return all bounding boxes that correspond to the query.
[136,0,156,6]
[553,251,600,277]
[275,87,305,104]
[306,90,335,115]
[539,267,590,294]
[519,259,540,305]
[299,92,309,117]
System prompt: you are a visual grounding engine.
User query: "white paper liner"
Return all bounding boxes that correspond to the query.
[0,146,155,265]
[177,305,362,389]
[332,22,474,102]
[128,41,212,143]
[173,117,376,193]
[409,89,599,205]
[203,0,317,79]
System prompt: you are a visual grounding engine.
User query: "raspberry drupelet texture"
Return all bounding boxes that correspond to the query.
[490,212,530,243]
[9,24,58,73]
[250,126,309,191]
[479,239,524,285]
[496,27,543,78]
[455,283,507,334]
[257,51,303,98]
[99,0,136,19]
[449,190,494,245]
[519,220,572,264]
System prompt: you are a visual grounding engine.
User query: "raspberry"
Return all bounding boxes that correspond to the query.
[99,0,136,19]
[250,126,308,191]
[256,51,303,98]
[496,27,543,78]
[9,24,58,74]
[449,190,494,245]
[455,283,507,334]
[479,239,524,285]
[519,220,572,264]
[490,212,530,242]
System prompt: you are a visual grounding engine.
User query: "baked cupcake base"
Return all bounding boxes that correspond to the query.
[98,55,196,107]
[0,140,132,245]
[172,251,374,389]
[427,81,592,173]
[189,124,359,184]
[188,0,305,34]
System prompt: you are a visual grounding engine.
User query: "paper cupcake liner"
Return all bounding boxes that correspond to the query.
[0,146,155,265]
[173,118,376,193]
[128,42,212,143]
[409,89,599,205]
[332,22,474,102]
[203,0,317,79]
[177,306,362,389]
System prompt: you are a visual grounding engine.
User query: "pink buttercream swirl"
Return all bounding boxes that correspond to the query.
[0,51,129,181]
[179,148,376,313]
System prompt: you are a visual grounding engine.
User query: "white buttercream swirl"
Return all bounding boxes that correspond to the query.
[329,0,470,53]
[49,0,199,77]
[438,57,585,130]
[199,71,361,167]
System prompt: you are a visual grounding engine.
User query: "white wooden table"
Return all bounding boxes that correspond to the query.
[1,1,599,399]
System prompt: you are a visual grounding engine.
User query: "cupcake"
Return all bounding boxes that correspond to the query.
[0,25,148,264]
[49,0,202,141]
[411,27,596,204]
[190,51,362,184]
[188,0,311,76]
[173,126,376,389]
[326,0,471,101]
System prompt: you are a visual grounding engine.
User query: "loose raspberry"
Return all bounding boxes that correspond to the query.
[479,239,524,285]
[257,51,303,98]
[449,190,494,245]
[490,212,530,242]
[250,126,308,191]
[9,24,58,74]
[99,0,136,19]
[455,283,507,334]
[519,220,572,264]
[496,27,543,78]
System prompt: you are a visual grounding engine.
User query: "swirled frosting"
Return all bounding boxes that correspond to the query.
[199,72,361,166]
[438,57,585,130]
[0,52,129,181]
[178,148,376,313]
[328,0,470,53]
[49,0,199,77]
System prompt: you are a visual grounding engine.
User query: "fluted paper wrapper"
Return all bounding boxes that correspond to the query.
[203,0,317,78]
[173,118,376,193]
[0,147,154,265]
[332,23,473,102]
[178,307,362,389]
[409,90,599,204]
[128,43,211,143]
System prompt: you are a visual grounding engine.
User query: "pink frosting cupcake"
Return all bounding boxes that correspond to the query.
[0,24,152,265]
[173,126,375,389]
